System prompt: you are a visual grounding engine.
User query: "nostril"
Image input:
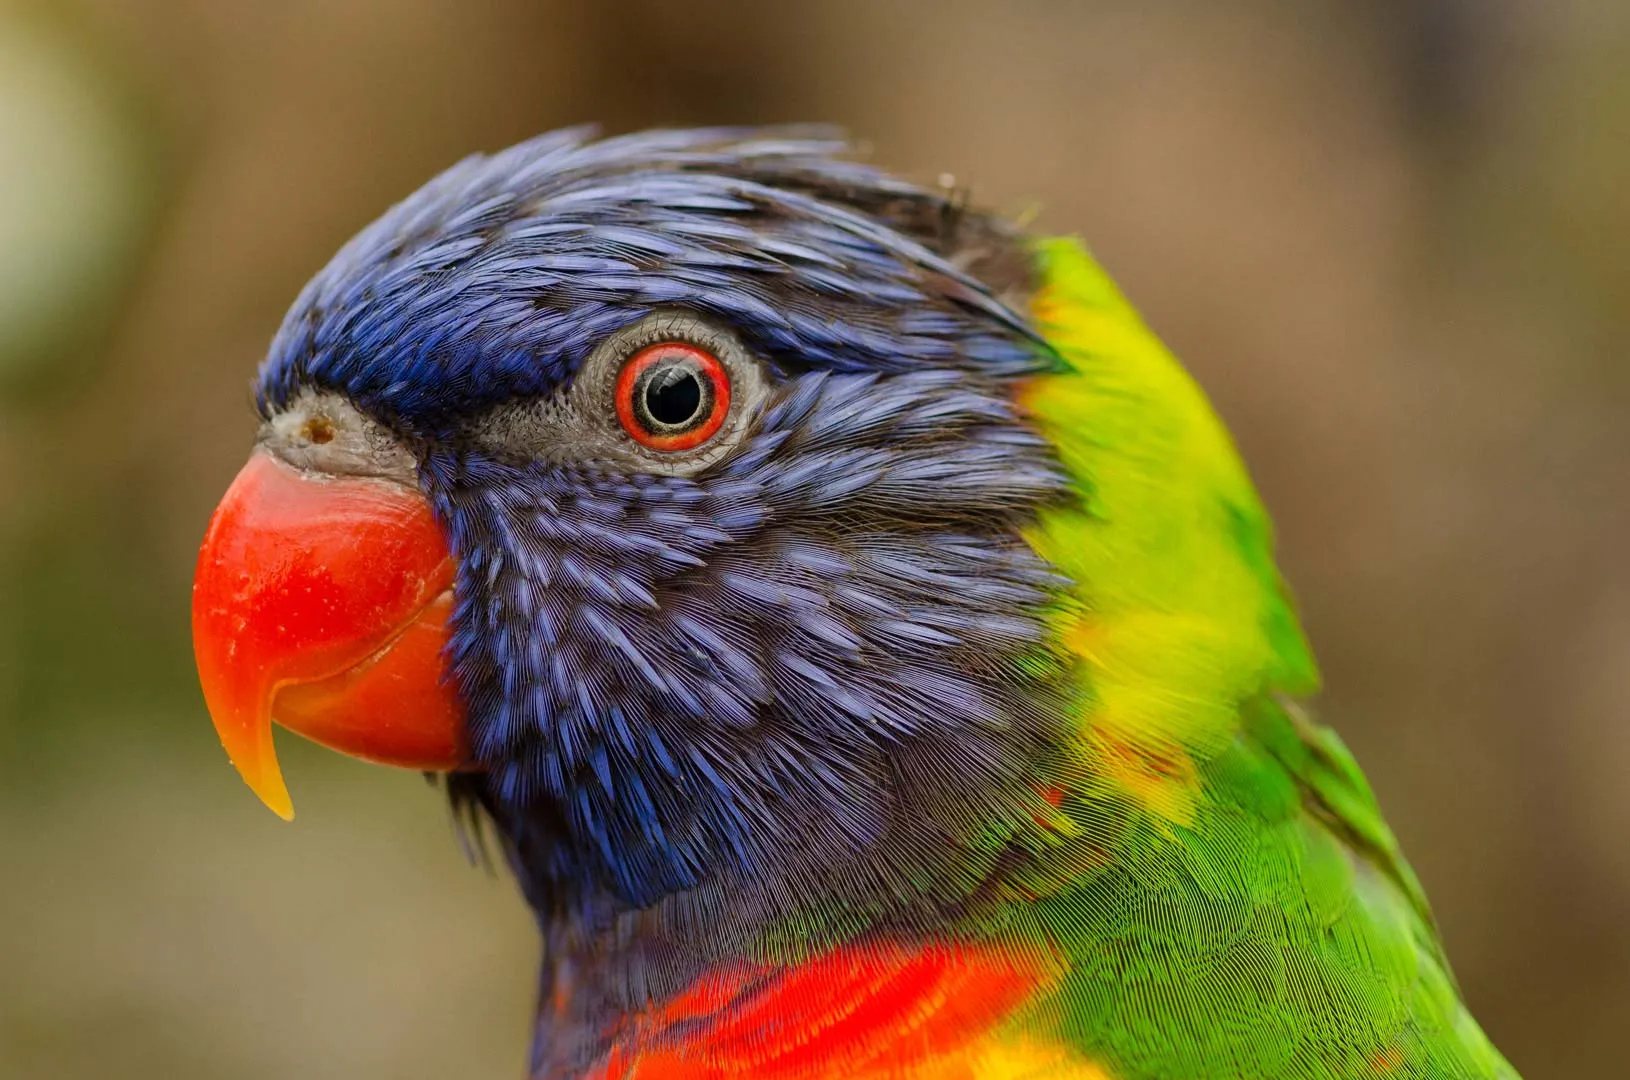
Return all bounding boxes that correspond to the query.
[303,415,336,445]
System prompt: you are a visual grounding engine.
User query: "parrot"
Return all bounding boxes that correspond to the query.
[190,127,1520,1080]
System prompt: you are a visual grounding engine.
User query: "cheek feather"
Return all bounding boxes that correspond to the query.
[427,367,1074,909]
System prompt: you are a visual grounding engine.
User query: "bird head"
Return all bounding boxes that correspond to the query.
[193,128,1072,912]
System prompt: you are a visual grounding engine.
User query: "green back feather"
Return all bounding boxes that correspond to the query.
[1008,238,1516,1079]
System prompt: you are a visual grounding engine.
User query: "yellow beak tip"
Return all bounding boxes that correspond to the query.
[251,778,296,822]
[226,755,296,821]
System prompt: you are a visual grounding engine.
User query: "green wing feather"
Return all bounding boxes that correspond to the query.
[1006,238,1516,1079]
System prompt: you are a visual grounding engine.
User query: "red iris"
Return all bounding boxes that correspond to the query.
[614,342,731,451]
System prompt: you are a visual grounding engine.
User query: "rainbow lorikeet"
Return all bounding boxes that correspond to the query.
[192,127,1519,1080]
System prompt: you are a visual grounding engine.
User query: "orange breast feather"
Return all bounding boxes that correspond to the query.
[592,940,1109,1080]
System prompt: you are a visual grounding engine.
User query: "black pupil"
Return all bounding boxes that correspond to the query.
[643,365,704,427]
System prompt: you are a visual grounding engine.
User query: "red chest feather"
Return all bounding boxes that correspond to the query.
[593,941,1053,1080]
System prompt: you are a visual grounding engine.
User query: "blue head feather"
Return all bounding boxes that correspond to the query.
[257,128,1070,931]
[261,127,1040,430]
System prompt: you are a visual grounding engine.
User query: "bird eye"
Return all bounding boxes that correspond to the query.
[614,342,731,451]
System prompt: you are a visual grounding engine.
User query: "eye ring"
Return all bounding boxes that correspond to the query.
[614,342,732,451]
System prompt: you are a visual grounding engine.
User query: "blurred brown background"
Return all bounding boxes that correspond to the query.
[0,1,1625,1077]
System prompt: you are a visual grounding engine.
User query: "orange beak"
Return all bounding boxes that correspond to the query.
[191,450,468,819]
